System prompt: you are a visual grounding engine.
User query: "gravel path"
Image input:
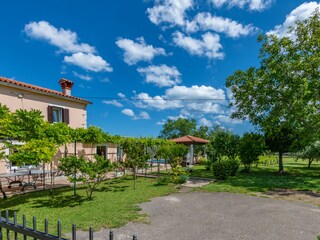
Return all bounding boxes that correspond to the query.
[74,192,320,240]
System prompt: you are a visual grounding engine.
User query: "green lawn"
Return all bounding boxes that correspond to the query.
[193,157,320,194]
[0,176,176,235]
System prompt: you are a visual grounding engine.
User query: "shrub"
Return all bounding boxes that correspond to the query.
[198,157,208,165]
[171,166,189,184]
[212,159,240,180]
[225,159,240,176]
[204,159,213,171]
[157,175,171,185]
[178,174,189,184]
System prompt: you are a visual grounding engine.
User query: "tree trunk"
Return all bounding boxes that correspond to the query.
[278,151,284,173]
[133,167,136,190]
[308,159,313,168]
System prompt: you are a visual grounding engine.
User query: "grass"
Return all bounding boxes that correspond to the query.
[0,176,176,236]
[194,157,320,194]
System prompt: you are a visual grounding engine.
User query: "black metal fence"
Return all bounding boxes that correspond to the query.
[0,210,137,240]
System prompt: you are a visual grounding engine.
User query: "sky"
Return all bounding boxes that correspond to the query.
[0,0,318,137]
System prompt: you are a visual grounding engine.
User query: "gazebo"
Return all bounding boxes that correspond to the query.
[169,135,209,165]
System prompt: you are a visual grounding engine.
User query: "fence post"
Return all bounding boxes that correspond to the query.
[89,226,93,240]
[109,230,113,240]
[72,224,76,240]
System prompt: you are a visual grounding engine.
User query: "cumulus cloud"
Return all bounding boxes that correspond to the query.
[267,2,320,38]
[64,53,113,72]
[135,85,226,115]
[103,100,123,107]
[214,114,243,125]
[186,13,258,38]
[24,21,95,53]
[72,71,92,81]
[210,0,274,11]
[173,31,224,59]
[137,64,181,87]
[25,21,113,73]
[116,37,166,65]
[147,0,194,26]
[199,117,213,127]
[122,108,150,120]
[118,93,126,99]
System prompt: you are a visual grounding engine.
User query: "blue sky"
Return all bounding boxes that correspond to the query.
[0,0,318,137]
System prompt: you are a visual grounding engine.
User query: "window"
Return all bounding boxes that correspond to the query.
[52,107,62,123]
[48,106,69,124]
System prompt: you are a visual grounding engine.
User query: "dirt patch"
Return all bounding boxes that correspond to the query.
[254,189,320,205]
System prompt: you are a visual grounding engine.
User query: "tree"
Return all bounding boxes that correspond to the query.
[238,133,265,172]
[295,141,320,168]
[59,154,114,199]
[226,11,320,171]
[159,118,197,139]
[208,127,240,160]
[265,125,302,172]
[120,137,151,190]
[157,142,188,168]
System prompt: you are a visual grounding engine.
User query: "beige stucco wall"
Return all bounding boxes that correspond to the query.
[0,84,88,128]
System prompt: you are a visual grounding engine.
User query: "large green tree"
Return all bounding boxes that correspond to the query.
[159,118,197,139]
[226,11,320,171]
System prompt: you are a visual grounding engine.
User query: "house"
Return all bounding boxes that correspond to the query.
[0,76,120,173]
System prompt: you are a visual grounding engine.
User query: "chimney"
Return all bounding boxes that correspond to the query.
[59,78,74,96]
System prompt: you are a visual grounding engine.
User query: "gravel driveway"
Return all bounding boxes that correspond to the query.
[76,192,320,240]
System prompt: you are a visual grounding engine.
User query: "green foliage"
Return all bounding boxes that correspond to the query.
[156,175,172,185]
[8,139,57,166]
[258,153,278,166]
[43,122,72,145]
[59,155,114,199]
[158,118,197,139]
[226,12,320,158]
[171,166,189,184]
[295,141,320,167]
[238,133,265,172]
[157,142,188,168]
[208,126,240,160]
[212,159,240,180]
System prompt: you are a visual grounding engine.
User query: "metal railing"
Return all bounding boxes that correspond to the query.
[0,210,137,240]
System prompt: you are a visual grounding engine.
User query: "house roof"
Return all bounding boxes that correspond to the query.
[170,135,209,144]
[0,76,92,104]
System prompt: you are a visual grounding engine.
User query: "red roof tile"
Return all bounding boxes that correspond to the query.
[0,76,91,104]
[170,135,209,144]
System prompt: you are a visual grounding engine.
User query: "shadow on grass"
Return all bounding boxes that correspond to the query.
[31,194,87,209]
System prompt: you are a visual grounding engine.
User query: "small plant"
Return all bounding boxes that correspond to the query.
[171,166,189,184]
[157,175,171,185]
[212,159,239,180]
[204,159,213,171]
[177,174,189,184]
[198,157,208,165]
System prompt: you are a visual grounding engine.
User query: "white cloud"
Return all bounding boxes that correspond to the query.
[121,108,150,120]
[139,111,151,119]
[199,117,213,127]
[64,53,113,72]
[102,100,123,107]
[173,31,224,59]
[118,93,126,99]
[72,71,92,81]
[116,37,166,65]
[24,21,95,53]
[100,77,110,83]
[135,92,182,110]
[25,21,113,73]
[210,0,274,11]
[137,64,182,87]
[267,2,320,38]
[135,85,226,114]
[186,13,257,38]
[147,0,194,26]
[214,114,243,125]
[122,108,135,117]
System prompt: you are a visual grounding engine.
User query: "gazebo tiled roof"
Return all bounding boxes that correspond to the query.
[169,135,209,144]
